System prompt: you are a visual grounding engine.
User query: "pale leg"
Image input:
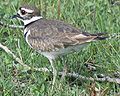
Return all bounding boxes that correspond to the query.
[49,59,57,90]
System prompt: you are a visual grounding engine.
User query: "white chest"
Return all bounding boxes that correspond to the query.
[24,28,32,48]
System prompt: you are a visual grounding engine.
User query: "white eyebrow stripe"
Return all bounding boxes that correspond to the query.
[21,8,34,13]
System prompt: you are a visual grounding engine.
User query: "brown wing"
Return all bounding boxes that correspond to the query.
[27,19,106,52]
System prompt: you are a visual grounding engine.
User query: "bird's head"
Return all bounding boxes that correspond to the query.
[12,5,42,25]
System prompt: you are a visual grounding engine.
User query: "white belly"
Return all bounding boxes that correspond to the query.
[40,43,87,60]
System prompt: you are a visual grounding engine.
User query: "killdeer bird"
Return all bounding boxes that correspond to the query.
[12,5,107,88]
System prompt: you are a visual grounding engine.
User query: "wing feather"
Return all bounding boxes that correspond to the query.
[26,19,106,52]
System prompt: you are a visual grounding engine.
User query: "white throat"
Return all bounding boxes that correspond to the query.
[23,16,43,25]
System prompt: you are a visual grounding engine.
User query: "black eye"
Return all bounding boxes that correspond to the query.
[21,10,26,15]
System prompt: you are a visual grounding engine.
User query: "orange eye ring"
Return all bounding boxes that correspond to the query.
[21,10,26,15]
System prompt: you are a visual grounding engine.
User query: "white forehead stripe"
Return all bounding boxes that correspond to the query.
[21,8,34,13]
[18,10,21,15]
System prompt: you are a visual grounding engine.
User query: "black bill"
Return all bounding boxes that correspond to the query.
[11,13,23,19]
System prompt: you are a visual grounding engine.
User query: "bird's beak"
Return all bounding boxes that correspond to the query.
[11,13,21,19]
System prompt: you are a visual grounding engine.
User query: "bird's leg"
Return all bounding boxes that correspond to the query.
[60,56,68,80]
[49,59,57,90]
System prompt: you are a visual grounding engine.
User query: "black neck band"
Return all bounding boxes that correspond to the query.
[24,19,41,29]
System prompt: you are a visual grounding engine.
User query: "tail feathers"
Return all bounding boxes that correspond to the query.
[94,33,108,40]
[82,32,108,40]
[82,32,120,40]
[95,36,108,40]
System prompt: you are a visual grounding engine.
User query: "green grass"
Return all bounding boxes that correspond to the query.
[0,0,120,95]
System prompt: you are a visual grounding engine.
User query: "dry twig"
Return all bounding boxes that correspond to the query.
[59,72,120,84]
[0,21,24,29]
